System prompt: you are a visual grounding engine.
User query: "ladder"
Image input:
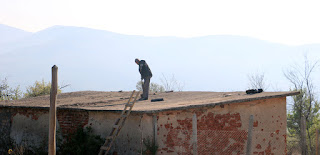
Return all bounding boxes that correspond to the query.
[98,90,140,155]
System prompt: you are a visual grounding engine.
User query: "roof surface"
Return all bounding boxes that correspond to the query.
[0,91,299,113]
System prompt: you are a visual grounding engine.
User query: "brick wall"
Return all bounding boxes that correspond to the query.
[157,110,193,154]
[156,97,287,154]
[197,112,248,154]
[57,109,89,138]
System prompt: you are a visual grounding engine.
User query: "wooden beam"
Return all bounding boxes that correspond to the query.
[49,65,58,155]
[192,113,198,155]
[246,115,254,155]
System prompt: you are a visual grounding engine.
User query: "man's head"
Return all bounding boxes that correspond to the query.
[135,58,140,65]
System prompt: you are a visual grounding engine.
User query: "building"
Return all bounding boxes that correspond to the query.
[0,91,298,154]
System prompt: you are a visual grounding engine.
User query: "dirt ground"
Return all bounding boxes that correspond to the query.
[0,91,299,112]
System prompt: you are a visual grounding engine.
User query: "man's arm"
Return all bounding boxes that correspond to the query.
[147,64,152,77]
[139,63,144,79]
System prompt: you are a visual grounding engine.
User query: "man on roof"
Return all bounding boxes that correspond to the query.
[135,58,152,100]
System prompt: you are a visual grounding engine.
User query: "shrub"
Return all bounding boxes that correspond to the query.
[24,79,61,97]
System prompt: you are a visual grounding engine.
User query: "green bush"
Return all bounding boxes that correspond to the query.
[24,79,61,97]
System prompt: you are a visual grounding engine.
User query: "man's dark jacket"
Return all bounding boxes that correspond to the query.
[139,60,152,78]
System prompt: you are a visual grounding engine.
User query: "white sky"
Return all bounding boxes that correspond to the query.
[1,0,320,45]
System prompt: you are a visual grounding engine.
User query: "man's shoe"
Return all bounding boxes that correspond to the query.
[138,97,148,101]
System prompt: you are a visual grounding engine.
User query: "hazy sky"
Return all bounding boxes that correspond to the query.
[1,0,320,45]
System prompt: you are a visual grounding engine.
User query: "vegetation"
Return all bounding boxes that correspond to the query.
[24,79,61,98]
[246,55,320,155]
[0,78,22,101]
[142,138,158,155]
[1,127,103,155]
[160,74,184,91]
[0,134,47,155]
[57,126,104,155]
[285,55,320,155]
[136,81,165,93]
[247,71,269,90]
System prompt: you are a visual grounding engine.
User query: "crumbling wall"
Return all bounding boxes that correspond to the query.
[87,111,154,154]
[0,96,287,154]
[156,97,287,154]
[0,107,154,154]
[0,107,91,150]
[10,108,49,147]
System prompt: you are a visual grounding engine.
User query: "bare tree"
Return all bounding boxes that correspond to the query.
[247,71,269,90]
[160,74,185,91]
[284,55,319,155]
[150,83,165,93]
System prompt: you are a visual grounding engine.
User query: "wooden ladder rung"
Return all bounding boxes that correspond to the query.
[106,136,113,139]
[100,146,108,150]
[99,90,140,155]
[126,104,134,107]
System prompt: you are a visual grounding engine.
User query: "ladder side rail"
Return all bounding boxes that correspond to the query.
[114,91,140,136]
[119,90,135,116]
[116,92,140,137]
[105,92,140,155]
[99,91,140,155]
[105,91,136,138]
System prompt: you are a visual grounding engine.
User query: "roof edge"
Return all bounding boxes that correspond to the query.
[0,91,300,113]
[130,91,300,113]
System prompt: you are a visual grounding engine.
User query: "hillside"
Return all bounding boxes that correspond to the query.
[0,24,32,44]
[1,24,320,92]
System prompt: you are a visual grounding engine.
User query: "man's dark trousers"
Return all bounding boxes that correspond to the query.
[142,76,151,99]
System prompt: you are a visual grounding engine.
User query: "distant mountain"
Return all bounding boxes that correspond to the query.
[1,25,320,93]
[0,24,32,44]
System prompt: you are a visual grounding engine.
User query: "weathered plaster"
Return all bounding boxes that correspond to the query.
[87,111,154,154]
[10,110,49,147]
[156,97,287,155]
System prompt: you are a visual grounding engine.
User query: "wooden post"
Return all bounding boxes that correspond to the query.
[49,65,58,155]
[301,116,307,155]
[192,113,198,155]
[153,115,157,145]
[316,129,319,155]
[246,115,254,155]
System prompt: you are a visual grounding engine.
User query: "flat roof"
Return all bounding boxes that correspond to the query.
[0,91,299,113]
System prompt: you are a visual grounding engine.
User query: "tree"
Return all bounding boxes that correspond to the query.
[160,74,185,91]
[136,81,164,93]
[284,55,320,155]
[24,79,61,97]
[150,83,165,93]
[247,71,269,90]
[0,77,22,101]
